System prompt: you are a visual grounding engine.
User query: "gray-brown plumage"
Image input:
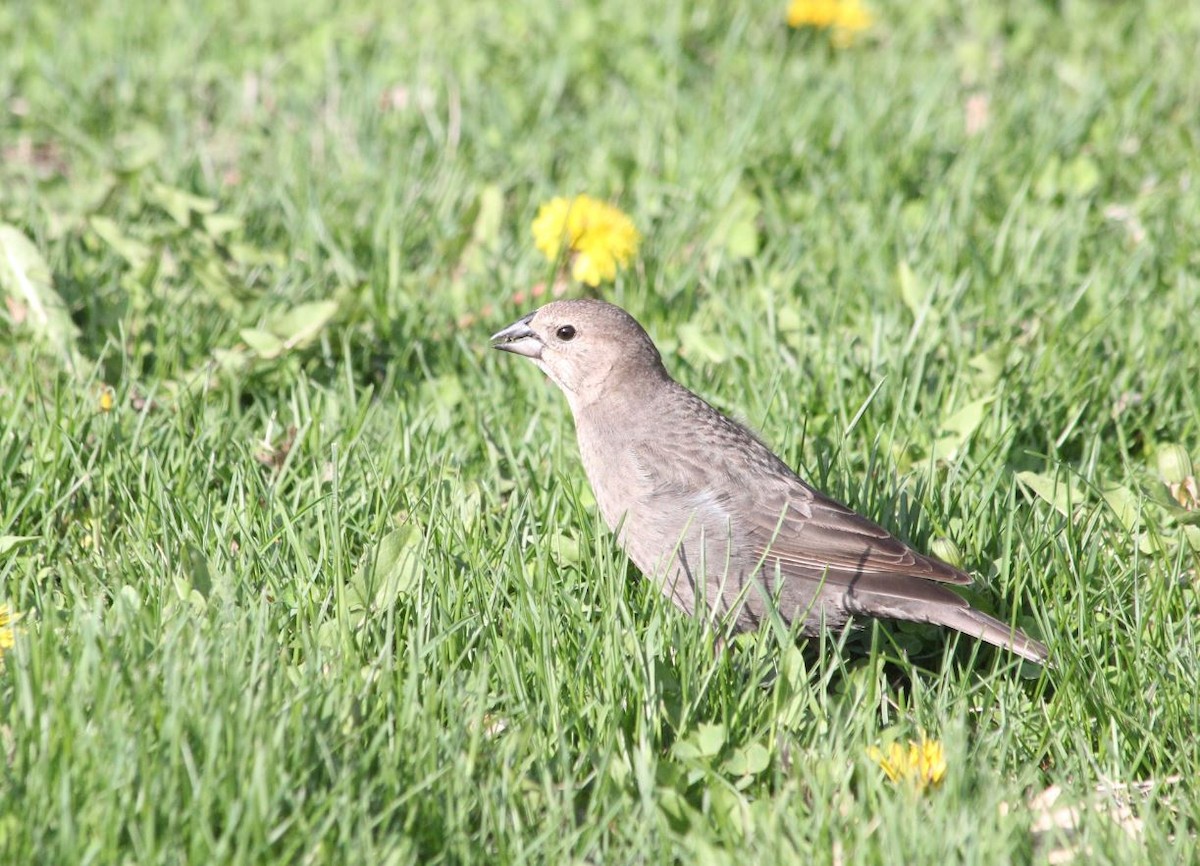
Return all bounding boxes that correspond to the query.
[491,299,1048,664]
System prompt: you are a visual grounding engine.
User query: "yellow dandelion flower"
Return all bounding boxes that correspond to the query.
[531,195,640,287]
[787,0,840,28]
[0,603,22,660]
[787,0,873,47]
[868,735,947,791]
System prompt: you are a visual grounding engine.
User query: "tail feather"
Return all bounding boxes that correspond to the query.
[936,606,1049,665]
[844,577,1049,664]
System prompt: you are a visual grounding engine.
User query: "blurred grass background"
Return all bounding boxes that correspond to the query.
[2,0,1199,861]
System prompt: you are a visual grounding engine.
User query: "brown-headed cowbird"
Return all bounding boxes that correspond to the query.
[491,299,1048,663]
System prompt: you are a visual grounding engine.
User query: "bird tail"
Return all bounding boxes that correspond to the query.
[844,577,1049,664]
[933,606,1049,665]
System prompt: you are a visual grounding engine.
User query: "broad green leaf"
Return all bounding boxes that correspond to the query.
[899,198,929,235]
[695,722,727,758]
[457,184,505,276]
[967,347,1007,390]
[1034,154,1099,199]
[89,216,153,269]
[113,123,165,172]
[455,478,483,529]
[723,742,770,777]
[118,584,143,612]
[171,575,207,609]
[670,740,700,761]
[0,223,83,374]
[549,531,581,567]
[897,260,928,318]
[671,723,727,761]
[1034,156,1062,200]
[209,347,253,374]
[421,374,465,409]
[0,535,39,558]
[227,243,287,269]
[349,525,423,613]
[240,328,284,359]
[203,213,243,238]
[606,751,632,785]
[677,322,728,365]
[150,183,219,226]
[776,304,802,336]
[315,617,341,650]
[472,184,504,248]
[420,374,466,431]
[708,784,748,829]
[1100,484,1143,532]
[181,544,213,600]
[710,187,760,260]
[1016,470,1084,518]
[656,787,693,827]
[195,257,242,311]
[1062,155,1101,197]
[932,396,993,462]
[1136,531,1168,557]
[268,300,339,348]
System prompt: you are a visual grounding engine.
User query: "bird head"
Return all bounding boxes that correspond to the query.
[490,299,666,410]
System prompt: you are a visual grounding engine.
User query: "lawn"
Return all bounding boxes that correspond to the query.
[2,0,1199,862]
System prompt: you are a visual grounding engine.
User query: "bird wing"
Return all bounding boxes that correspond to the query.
[742,483,972,587]
[629,432,968,588]
[628,389,970,588]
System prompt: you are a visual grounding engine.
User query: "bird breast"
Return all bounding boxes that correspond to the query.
[573,399,745,582]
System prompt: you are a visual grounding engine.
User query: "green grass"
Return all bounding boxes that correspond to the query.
[3,0,1199,861]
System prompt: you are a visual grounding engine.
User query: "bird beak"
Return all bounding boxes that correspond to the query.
[490,313,542,359]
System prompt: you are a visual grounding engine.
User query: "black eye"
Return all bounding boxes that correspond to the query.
[555,325,577,341]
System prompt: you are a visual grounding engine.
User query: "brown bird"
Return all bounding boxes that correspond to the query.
[491,299,1048,664]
